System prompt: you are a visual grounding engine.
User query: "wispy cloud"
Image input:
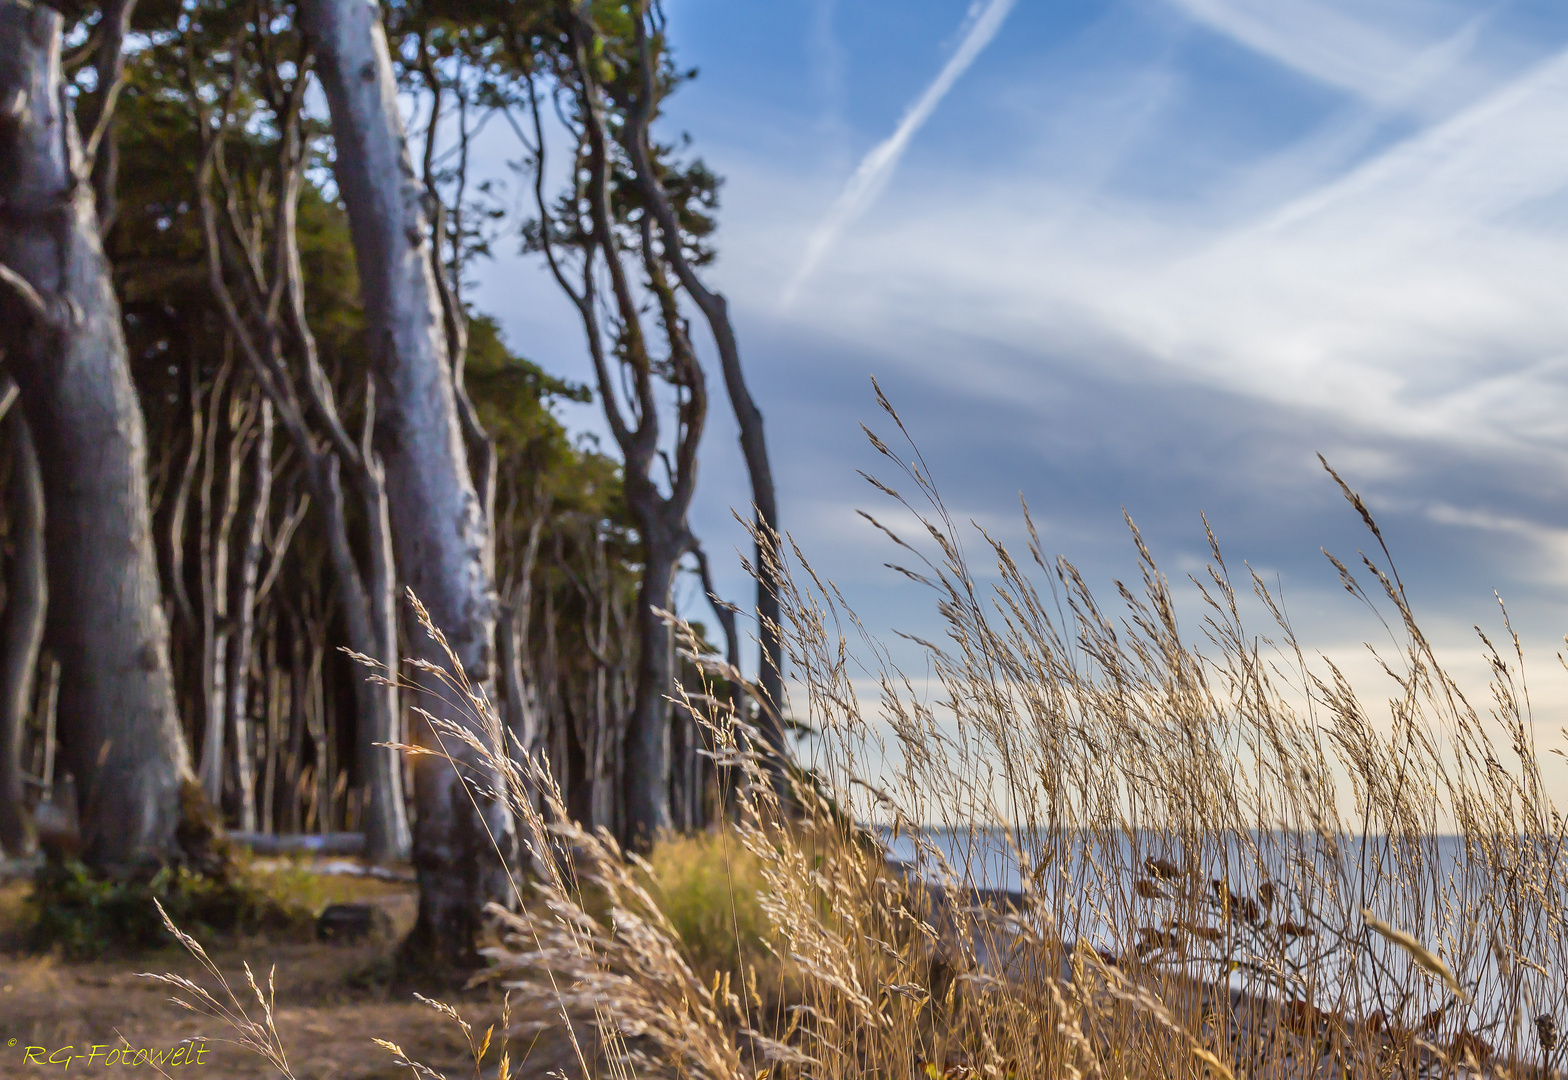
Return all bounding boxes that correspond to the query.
[1167,0,1490,114]
[1096,45,1568,450]
[780,0,1018,308]
[734,36,1568,469]
[1426,502,1568,585]
[1254,44,1568,234]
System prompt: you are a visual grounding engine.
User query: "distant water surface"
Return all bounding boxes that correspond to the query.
[878,826,1554,1018]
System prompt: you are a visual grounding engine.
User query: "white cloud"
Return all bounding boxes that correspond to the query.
[1099,46,1568,450]
[1258,46,1568,232]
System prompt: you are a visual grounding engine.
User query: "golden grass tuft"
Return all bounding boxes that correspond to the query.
[640,827,774,986]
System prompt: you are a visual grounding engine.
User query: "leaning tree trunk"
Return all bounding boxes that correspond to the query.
[299,0,513,964]
[0,0,198,872]
[0,381,44,856]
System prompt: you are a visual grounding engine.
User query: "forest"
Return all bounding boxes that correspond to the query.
[0,0,788,969]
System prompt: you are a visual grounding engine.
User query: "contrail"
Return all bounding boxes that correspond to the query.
[781,0,1018,309]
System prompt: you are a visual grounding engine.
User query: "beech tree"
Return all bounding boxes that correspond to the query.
[297,0,514,961]
[518,6,727,846]
[502,2,776,844]
[0,0,199,871]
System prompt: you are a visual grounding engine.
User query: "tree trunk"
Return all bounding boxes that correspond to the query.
[496,606,535,765]
[262,616,281,834]
[299,0,513,962]
[227,395,272,831]
[286,607,308,834]
[0,382,45,856]
[622,531,680,846]
[709,309,785,742]
[0,0,197,871]
[498,511,543,771]
[86,0,134,236]
[318,443,409,863]
[691,538,737,821]
[198,359,243,809]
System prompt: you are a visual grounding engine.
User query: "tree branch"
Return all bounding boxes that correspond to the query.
[0,262,51,326]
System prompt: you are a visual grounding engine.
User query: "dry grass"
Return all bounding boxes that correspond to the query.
[157,399,1568,1080]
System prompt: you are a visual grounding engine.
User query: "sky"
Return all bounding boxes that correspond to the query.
[466,0,1568,767]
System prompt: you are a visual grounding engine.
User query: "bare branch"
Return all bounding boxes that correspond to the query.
[0,261,51,325]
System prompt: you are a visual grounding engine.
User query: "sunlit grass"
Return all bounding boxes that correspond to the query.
[641,827,772,983]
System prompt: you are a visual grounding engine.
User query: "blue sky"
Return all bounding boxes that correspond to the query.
[468,0,1568,732]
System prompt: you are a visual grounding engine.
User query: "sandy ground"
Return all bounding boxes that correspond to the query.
[0,873,587,1079]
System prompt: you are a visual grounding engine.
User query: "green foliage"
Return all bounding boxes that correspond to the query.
[468,311,641,620]
[468,314,629,546]
[466,313,591,465]
[26,854,313,959]
[246,855,412,915]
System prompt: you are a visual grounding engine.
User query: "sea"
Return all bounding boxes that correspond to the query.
[877,826,1563,1027]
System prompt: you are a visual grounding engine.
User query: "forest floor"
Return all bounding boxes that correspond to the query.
[0,862,583,1079]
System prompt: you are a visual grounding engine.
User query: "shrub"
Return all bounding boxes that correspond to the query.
[643,827,772,981]
[27,851,312,958]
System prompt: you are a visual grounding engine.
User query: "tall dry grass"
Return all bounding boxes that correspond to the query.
[159,396,1568,1080]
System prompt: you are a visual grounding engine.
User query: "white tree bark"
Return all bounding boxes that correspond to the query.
[298,0,513,962]
[197,362,244,809]
[0,0,196,871]
[227,395,273,832]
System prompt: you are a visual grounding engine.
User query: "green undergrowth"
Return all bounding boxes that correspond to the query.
[552,827,776,985]
[26,849,316,958]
